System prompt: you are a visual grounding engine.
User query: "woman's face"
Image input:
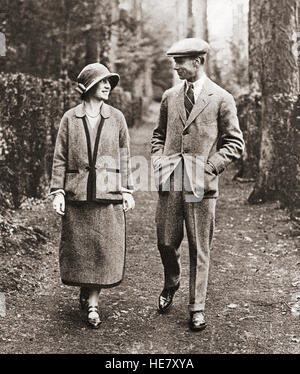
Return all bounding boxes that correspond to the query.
[93,78,111,101]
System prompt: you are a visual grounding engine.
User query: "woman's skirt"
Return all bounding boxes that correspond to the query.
[59,202,125,288]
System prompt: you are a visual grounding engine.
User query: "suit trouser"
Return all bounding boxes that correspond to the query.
[155,183,216,313]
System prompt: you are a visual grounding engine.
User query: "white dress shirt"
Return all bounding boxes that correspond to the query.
[185,74,207,101]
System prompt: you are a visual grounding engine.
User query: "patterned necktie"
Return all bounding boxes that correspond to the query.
[184,82,195,119]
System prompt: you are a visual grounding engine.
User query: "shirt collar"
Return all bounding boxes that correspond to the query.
[75,101,111,118]
[185,73,207,91]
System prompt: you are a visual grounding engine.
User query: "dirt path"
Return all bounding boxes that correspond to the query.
[0,102,299,354]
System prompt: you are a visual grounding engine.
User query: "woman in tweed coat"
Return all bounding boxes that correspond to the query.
[50,63,135,329]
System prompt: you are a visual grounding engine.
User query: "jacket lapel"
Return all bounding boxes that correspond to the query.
[74,102,111,162]
[184,78,213,130]
[74,107,89,165]
[176,83,186,125]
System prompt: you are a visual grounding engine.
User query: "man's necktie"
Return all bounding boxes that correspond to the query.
[184,82,195,119]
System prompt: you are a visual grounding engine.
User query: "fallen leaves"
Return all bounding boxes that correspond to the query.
[227,304,238,309]
[244,331,256,340]
[291,301,300,317]
[292,280,300,288]
[291,337,300,344]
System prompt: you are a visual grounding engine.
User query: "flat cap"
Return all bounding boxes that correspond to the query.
[166,38,210,57]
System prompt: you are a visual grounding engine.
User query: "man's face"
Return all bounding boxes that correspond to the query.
[93,78,111,101]
[173,57,198,81]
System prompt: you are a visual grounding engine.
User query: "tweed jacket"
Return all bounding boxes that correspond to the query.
[151,77,245,198]
[50,102,133,202]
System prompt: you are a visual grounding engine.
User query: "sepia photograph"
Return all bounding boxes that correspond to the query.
[0,0,299,361]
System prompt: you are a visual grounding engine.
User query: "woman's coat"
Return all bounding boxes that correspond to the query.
[50,102,134,202]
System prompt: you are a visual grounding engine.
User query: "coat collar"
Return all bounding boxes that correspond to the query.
[176,78,214,130]
[176,84,187,125]
[74,102,111,119]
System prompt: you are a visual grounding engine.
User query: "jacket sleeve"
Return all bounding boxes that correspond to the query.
[151,92,168,156]
[119,113,134,193]
[50,114,68,193]
[208,93,245,175]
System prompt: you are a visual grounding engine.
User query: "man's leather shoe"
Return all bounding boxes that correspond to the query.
[157,283,180,314]
[189,311,207,331]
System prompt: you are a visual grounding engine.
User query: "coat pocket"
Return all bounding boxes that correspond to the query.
[66,169,79,174]
[204,169,218,195]
[96,168,121,194]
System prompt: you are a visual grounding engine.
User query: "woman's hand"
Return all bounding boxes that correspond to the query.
[122,193,135,212]
[53,193,65,216]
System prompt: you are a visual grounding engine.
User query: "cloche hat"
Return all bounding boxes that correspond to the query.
[75,63,120,95]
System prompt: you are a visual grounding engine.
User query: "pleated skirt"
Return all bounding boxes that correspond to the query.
[59,202,125,288]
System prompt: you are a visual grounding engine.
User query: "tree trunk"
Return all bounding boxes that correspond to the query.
[85,0,105,65]
[85,28,100,65]
[249,0,299,204]
[108,0,120,72]
[193,0,208,41]
[193,0,209,75]
[187,0,194,38]
[289,94,300,224]
[131,0,147,125]
[174,0,210,82]
[131,0,143,100]
[237,0,263,180]
[0,1,7,72]
[175,0,187,40]
[173,0,186,84]
[59,0,73,79]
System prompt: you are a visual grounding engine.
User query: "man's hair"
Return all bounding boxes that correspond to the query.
[195,55,205,65]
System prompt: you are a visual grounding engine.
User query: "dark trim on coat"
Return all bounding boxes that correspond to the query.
[106,168,120,173]
[82,116,106,201]
[66,170,79,174]
[67,199,123,205]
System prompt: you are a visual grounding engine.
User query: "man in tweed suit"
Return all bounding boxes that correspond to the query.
[151,38,244,331]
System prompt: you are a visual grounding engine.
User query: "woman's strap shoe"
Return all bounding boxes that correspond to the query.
[87,306,102,329]
[189,311,207,332]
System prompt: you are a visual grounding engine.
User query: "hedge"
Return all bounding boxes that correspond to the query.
[0,72,133,209]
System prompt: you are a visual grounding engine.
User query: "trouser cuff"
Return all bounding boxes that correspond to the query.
[188,303,205,313]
